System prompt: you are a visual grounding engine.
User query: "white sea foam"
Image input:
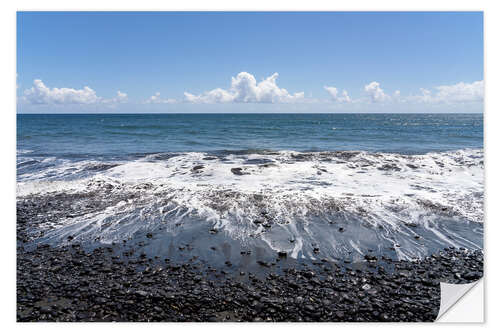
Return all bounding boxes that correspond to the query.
[17,149,484,261]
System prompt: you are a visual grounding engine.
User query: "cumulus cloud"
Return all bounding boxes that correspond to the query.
[184,72,305,104]
[145,92,177,104]
[324,86,351,103]
[22,79,127,105]
[409,81,484,104]
[23,79,100,104]
[364,81,391,103]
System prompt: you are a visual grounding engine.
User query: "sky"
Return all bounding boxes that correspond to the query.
[16,11,484,113]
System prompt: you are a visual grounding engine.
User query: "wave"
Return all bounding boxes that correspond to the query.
[16,148,484,262]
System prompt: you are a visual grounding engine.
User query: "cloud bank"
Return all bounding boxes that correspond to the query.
[184,72,305,104]
[20,77,483,112]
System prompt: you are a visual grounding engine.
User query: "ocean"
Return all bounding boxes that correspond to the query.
[16,113,484,264]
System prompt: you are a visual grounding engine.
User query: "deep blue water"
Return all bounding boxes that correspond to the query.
[17,113,483,158]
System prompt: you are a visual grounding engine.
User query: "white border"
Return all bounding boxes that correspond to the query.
[3,1,498,332]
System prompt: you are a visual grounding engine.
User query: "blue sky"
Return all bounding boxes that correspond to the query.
[17,11,484,113]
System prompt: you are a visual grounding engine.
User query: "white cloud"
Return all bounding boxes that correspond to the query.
[364,81,390,103]
[102,90,128,104]
[435,80,484,103]
[145,92,177,104]
[23,79,100,104]
[184,89,234,104]
[22,79,128,105]
[324,86,351,103]
[409,81,484,104]
[184,72,304,104]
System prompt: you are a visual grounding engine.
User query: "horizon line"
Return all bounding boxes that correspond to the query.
[16,112,484,115]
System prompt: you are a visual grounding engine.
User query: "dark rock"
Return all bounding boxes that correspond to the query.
[257,261,271,268]
[231,168,246,176]
[278,251,287,258]
[303,271,316,279]
[463,271,482,281]
[364,254,377,261]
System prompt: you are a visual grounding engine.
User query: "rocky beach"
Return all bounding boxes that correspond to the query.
[17,197,483,322]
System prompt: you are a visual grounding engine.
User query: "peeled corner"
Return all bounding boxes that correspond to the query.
[437,279,483,322]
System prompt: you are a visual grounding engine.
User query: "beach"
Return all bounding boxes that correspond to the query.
[16,113,484,321]
[16,227,483,322]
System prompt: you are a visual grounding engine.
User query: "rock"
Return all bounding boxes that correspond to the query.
[364,254,377,261]
[463,271,482,281]
[303,271,316,279]
[231,167,246,175]
[257,261,270,268]
[278,251,287,258]
[192,165,204,171]
[304,304,315,312]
